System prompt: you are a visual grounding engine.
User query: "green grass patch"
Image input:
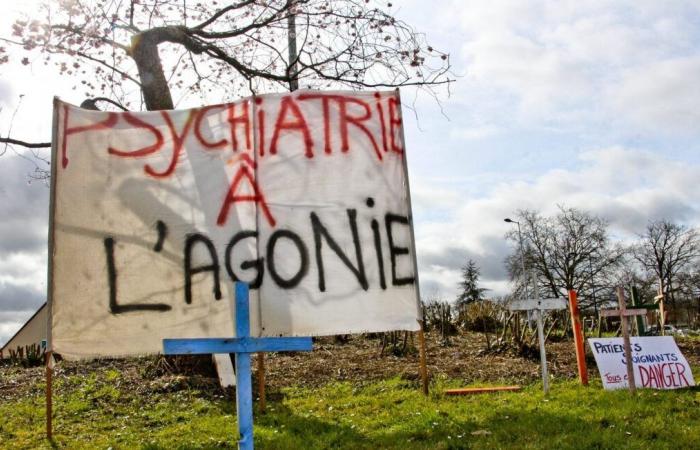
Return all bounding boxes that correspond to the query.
[1,373,699,449]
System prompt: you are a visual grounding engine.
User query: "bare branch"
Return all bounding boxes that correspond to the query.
[0,137,51,148]
[192,0,258,30]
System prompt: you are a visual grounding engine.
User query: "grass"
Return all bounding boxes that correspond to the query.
[1,369,699,449]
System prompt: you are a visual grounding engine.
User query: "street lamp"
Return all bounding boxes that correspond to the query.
[504,218,528,300]
[505,217,550,394]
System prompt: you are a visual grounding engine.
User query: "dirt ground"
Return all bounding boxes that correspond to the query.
[1,331,699,402]
[263,331,700,390]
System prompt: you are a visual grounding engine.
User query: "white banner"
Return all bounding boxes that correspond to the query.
[588,337,695,390]
[49,90,420,359]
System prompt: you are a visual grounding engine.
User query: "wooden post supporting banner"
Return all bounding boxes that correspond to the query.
[418,324,429,396]
[46,351,53,440]
[46,97,60,442]
[257,353,266,412]
[392,89,427,396]
[567,290,588,386]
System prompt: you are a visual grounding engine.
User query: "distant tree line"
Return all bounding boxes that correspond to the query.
[504,206,699,325]
[420,206,700,352]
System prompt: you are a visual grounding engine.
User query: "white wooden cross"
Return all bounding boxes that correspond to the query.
[599,287,647,393]
[509,296,567,394]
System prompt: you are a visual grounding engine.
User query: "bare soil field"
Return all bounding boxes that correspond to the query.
[2,331,698,402]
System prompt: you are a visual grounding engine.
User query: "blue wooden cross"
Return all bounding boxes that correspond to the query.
[163,282,313,450]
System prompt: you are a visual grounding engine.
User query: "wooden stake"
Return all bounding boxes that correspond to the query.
[257,353,266,412]
[568,290,588,386]
[616,287,636,393]
[657,279,667,336]
[418,325,429,396]
[46,351,53,440]
[445,386,521,395]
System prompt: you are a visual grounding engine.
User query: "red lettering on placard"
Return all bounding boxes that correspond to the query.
[298,93,382,160]
[388,97,403,154]
[108,113,164,157]
[337,96,382,160]
[61,105,118,168]
[60,92,404,180]
[374,92,389,153]
[269,96,314,158]
[217,165,275,227]
[639,362,691,388]
[228,101,251,152]
[298,94,333,154]
[234,153,257,169]
[144,111,196,178]
[674,362,690,386]
[255,97,266,156]
[194,105,229,150]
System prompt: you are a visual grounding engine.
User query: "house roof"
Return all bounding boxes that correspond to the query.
[0,302,47,354]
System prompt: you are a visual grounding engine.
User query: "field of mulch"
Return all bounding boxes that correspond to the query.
[263,332,700,390]
[1,331,698,403]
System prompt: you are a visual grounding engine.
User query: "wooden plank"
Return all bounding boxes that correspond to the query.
[418,324,429,396]
[213,354,236,388]
[46,351,52,440]
[510,298,567,311]
[616,287,637,393]
[599,308,647,317]
[257,353,266,412]
[568,290,588,386]
[445,386,521,395]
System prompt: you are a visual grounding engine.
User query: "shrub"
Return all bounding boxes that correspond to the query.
[8,343,45,368]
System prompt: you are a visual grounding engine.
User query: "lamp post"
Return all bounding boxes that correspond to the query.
[505,217,530,353]
[505,217,550,394]
[504,218,528,300]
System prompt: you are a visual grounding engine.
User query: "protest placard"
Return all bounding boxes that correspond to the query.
[49,90,420,358]
[588,336,695,390]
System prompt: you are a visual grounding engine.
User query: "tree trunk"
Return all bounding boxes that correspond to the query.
[131,33,175,110]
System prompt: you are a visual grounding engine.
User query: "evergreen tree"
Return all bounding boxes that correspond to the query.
[456,260,487,306]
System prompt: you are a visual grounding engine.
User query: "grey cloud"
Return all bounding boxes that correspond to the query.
[418,236,510,282]
[0,154,50,254]
[418,279,444,300]
[592,196,698,236]
[0,281,44,312]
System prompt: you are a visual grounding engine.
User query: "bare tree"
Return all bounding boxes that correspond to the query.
[675,270,700,326]
[505,206,623,310]
[3,0,451,113]
[633,220,699,309]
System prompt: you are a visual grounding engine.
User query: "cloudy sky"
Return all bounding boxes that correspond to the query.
[2,1,700,345]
